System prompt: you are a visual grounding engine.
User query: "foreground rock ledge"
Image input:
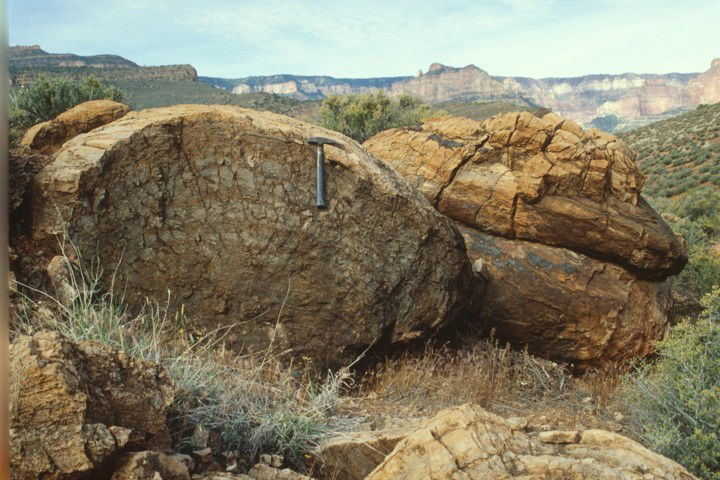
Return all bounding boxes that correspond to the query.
[366,404,695,480]
[10,331,173,480]
[32,104,479,366]
[364,112,687,279]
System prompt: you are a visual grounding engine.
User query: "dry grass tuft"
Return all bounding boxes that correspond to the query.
[356,337,628,432]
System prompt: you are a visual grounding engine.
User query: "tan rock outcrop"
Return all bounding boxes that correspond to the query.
[21,99,130,155]
[365,113,684,367]
[31,104,478,367]
[312,428,410,480]
[462,227,671,370]
[9,331,174,480]
[111,451,190,480]
[364,112,686,279]
[366,404,695,480]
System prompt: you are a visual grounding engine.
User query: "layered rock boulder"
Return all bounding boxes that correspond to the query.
[31,104,478,366]
[9,331,174,480]
[364,112,686,278]
[366,404,694,480]
[21,99,130,155]
[462,228,671,367]
[364,112,686,368]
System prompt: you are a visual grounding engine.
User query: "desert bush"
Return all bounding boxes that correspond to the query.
[9,75,124,142]
[319,91,432,143]
[12,240,355,467]
[624,287,720,479]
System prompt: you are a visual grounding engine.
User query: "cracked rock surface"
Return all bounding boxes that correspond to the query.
[363,112,686,279]
[9,331,174,480]
[364,112,683,368]
[31,104,479,367]
[365,404,695,480]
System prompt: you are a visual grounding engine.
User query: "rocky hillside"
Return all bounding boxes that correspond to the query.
[205,59,720,130]
[9,44,197,85]
[620,102,720,198]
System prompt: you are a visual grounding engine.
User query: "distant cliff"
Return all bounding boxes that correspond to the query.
[203,59,720,128]
[9,45,197,85]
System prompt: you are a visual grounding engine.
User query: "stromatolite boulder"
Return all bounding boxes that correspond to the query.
[21,99,130,155]
[9,331,174,480]
[462,227,671,369]
[364,112,686,279]
[31,104,478,366]
[366,404,694,480]
[365,112,685,368]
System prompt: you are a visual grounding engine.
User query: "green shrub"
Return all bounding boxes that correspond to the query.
[319,91,432,143]
[589,114,619,132]
[625,288,720,479]
[9,75,124,143]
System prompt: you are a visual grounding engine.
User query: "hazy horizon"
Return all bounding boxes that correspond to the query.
[9,0,720,79]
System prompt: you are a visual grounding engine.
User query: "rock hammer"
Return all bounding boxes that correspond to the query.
[308,137,344,209]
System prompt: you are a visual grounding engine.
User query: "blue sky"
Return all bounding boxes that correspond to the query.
[8,0,720,79]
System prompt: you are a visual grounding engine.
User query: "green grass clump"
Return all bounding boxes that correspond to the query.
[648,187,720,298]
[319,91,432,143]
[13,240,355,467]
[625,287,720,479]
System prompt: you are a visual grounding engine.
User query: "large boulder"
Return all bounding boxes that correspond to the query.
[366,404,695,480]
[364,112,686,279]
[364,113,684,367]
[462,227,671,369]
[31,104,479,367]
[21,99,130,155]
[9,331,174,480]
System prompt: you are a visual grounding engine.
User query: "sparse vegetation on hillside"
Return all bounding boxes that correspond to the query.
[320,91,433,142]
[625,287,720,479]
[116,79,320,121]
[621,103,720,198]
[649,188,720,298]
[9,75,124,143]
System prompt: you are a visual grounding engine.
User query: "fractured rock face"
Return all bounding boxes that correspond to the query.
[21,99,130,155]
[365,112,685,367]
[462,227,671,370]
[9,331,173,480]
[364,112,687,279]
[366,404,694,480]
[312,428,411,480]
[32,104,479,367]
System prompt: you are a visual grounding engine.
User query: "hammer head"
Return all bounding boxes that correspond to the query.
[308,136,344,149]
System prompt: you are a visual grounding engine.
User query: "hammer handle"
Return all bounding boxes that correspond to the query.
[316,146,326,208]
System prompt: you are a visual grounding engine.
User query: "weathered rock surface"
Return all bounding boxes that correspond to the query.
[312,428,410,480]
[21,99,130,154]
[462,227,671,369]
[365,113,684,367]
[364,112,687,279]
[9,331,174,480]
[366,404,695,480]
[111,451,190,480]
[31,104,478,366]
